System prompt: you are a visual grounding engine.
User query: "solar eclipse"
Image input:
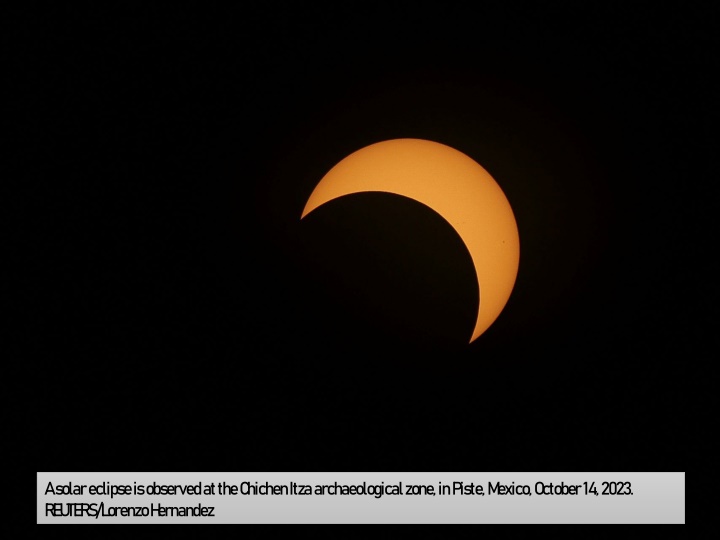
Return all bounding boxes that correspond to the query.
[302,138,520,343]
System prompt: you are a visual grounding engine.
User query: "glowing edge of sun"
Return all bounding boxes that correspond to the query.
[301,138,520,343]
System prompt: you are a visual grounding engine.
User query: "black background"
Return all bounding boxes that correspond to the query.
[25,4,712,476]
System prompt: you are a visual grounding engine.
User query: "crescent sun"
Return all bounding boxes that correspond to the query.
[301,138,520,343]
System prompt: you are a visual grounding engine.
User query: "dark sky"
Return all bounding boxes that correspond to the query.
[25,4,712,475]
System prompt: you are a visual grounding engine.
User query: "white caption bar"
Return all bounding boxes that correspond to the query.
[37,472,684,524]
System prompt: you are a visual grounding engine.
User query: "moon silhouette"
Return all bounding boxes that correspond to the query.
[301,138,520,343]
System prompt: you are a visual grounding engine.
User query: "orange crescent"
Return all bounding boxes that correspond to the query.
[301,138,520,343]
